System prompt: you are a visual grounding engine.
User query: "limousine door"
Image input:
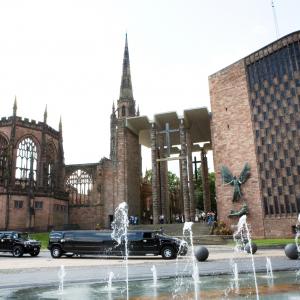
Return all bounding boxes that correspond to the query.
[62,232,75,253]
[141,232,159,254]
[71,232,102,254]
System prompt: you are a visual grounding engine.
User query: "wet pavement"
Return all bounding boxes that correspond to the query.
[0,245,299,289]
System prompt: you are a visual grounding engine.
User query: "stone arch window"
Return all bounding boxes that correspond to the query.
[46,143,56,188]
[66,169,92,204]
[122,105,126,117]
[15,137,38,181]
[0,135,8,182]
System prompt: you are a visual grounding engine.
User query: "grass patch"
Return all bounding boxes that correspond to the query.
[29,232,49,249]
[252,238,295,247]
[227,238,295,247]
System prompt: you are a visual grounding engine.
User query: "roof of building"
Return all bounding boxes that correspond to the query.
[126,107,211,151]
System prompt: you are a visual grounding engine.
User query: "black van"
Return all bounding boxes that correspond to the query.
[48,230,188,259]
[0,231,41,257]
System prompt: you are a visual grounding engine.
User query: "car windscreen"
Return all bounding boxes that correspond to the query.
[156,233,171,239]
[50,232,63,239]
[18,233,30,240]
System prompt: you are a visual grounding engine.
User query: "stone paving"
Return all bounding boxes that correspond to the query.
[0,245,299,290]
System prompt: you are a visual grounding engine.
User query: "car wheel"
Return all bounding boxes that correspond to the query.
[30,250,40,257]
[161,246,176,259]
[51,246,62,258]
[12,246,24,257]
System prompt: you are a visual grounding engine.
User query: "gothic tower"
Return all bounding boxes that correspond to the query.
[110,34,141,217]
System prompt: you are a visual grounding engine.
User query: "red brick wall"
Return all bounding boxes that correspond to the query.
[115,123,141,218]
[126,128,141,217]
[209,60,265,237]
[102,160,114,228]
[69,205,101,229]
[0,194,68,231]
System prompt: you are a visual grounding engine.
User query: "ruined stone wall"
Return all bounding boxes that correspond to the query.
[209,59,265,237]
[68,205,101,230]
[101,159,114,228]
[0,194,68,231]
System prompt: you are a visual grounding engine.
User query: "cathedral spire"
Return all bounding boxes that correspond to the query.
[112,102,116,114]
[59,116,62,133]
[119,33,134,101]
[13,96,17,117]
[44,104,48,123]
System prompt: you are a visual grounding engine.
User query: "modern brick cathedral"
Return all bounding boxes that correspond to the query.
[210,31,300,237]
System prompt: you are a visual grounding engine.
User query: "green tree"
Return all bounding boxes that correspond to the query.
[195,171,216,212]
[144,169,216,212]
[144,170,179,192]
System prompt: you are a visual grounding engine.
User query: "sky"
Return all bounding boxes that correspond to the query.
[0,0,300,175]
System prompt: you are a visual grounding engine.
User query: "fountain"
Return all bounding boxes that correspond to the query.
[183,222,199,300]
[57,265,66,295]
[233,215,259,300]
[266,257,274,287]
[111,202,129,300]
[296,214,300,252]
[231,260,239,294]
[151,265,157,287]
[2,206,300,299]
[284,214,300,259]
[106,271,114,291]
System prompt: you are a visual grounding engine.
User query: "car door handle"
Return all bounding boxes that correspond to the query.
[143,240,147,243]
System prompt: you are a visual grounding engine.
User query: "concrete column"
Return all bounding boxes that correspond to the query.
[186,130,195,221]
[158,137,169,223]
[201,149,211,212]
[179,158,184,216]
[151,123,159,224]
[179,119,190,222]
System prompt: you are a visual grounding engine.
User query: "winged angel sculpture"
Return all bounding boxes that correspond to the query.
[221,163,251,202]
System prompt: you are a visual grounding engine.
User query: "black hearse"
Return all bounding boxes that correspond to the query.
[0,231,41,257]
[48,230,188,259]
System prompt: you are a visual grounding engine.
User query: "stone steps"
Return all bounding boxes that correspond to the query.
[129,223,211,236]
[128,223,230,245]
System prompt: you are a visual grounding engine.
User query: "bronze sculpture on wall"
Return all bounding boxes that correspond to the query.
[221,163,250,217]
[221,163,251,202]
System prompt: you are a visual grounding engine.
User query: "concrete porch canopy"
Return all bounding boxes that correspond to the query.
[126,107,212,150]
[126,107,212,224]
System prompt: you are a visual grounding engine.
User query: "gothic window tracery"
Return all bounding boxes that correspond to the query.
[66,169,92,205]
[15,138,38,181]
[0,135,8,182]
[46,143,56,189]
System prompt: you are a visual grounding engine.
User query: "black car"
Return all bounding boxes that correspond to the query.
[48,230,188,259]
[0,231,41,257]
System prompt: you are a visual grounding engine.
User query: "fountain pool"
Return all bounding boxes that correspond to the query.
[1,270,300,299]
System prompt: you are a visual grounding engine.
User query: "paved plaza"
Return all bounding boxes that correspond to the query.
[0,246,299,290]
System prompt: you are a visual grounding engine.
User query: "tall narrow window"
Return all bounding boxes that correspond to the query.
[46,143,56,188]
[122,105,126,117]
[0,135,8,182]
[15,138,37,181]
[66,169,92,205]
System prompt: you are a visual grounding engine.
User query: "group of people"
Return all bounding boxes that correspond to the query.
[145,211,217,225]
[129,215,139,225]
[194,211,217,225]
